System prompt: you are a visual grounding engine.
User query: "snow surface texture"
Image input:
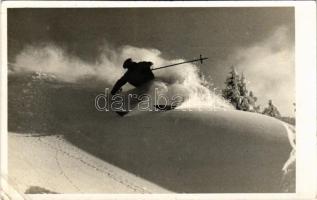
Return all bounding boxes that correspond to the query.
[8,106,294,193]
[8,133,169,194]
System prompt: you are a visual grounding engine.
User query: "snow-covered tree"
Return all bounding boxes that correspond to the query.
[247,91,261,113]
[237,73,250,111]
[223,68,263,112]
[262,100,281,117]
[238,73,248,97]
[222,66,241,109]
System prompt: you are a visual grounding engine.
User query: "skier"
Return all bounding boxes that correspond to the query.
[111,58,155,116]
[111,58,155,95]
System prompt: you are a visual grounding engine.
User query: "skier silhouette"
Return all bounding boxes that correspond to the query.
[111,58,155,95]
[111,58,155,116]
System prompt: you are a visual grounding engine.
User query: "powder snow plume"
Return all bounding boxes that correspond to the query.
[11,43,232,110]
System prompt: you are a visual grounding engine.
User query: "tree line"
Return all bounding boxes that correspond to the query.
[222,66,281,118]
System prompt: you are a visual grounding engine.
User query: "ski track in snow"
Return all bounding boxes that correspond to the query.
[9,133,154,194]
[37,135,151,193]
[55,136,81,192]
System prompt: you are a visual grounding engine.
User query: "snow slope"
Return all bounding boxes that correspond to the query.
[7,73,295,194]
[8,132,169,194]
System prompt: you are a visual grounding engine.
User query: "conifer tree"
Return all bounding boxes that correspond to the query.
[248,91,260,113]
[262,100,281,117]
[238,73,248,97]
[222,66,241,109]
[237,73,250,111]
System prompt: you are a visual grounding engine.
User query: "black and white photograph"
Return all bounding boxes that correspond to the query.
[0,2,316,199]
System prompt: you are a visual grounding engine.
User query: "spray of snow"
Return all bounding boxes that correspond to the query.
[11,44,232,111]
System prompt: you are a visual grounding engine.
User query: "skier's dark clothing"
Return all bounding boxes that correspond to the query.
[111,61,154,95]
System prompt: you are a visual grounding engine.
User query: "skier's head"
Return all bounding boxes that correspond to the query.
[123,58,134,69]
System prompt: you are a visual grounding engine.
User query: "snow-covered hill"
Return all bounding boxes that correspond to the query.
[7,72,295,194]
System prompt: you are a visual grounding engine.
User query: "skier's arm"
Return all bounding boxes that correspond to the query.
[111,74,128,95]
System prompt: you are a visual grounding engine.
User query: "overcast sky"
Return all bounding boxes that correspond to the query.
[8,8,295,116]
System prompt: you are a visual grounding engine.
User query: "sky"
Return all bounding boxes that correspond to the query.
[8,7,295,116]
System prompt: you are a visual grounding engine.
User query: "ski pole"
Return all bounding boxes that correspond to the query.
[151,54,208,71]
